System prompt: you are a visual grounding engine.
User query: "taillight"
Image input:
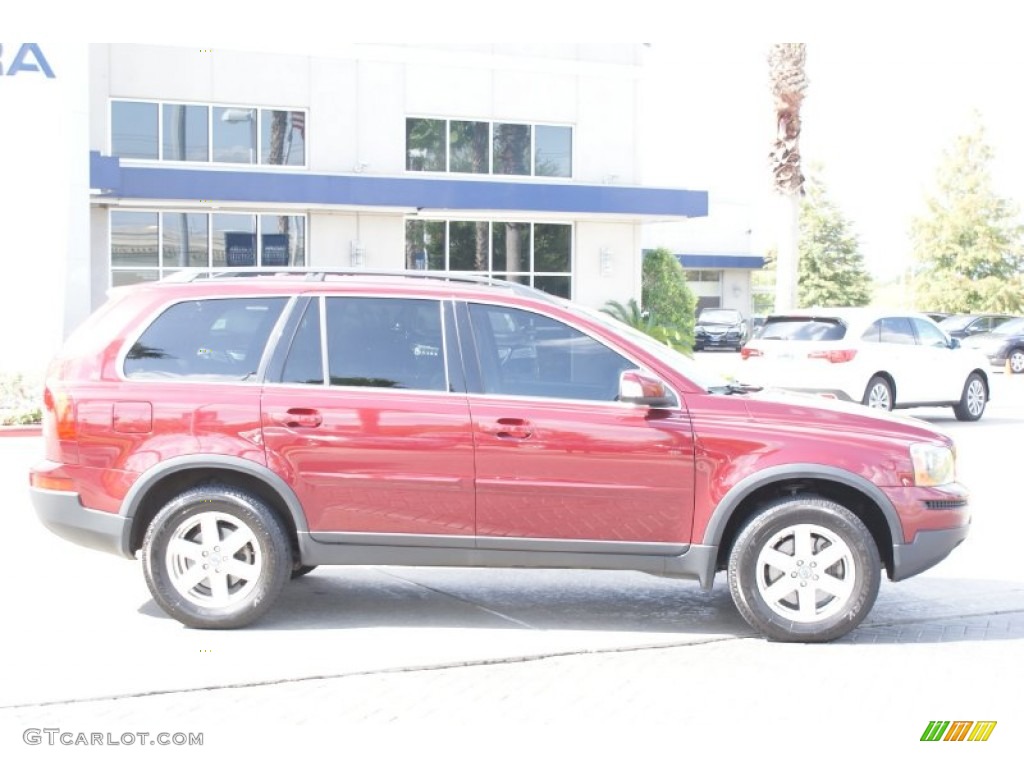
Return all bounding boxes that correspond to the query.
[740,347,762,359]
[43,385,76,441]
[808,349,858,363]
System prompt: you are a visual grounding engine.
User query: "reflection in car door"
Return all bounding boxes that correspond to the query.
[260,295,476,539]
[461,301,696,551]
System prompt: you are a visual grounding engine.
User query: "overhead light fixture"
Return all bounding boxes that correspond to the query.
[350,240,365,268]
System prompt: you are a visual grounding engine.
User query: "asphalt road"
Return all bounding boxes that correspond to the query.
[1,359,1022,765]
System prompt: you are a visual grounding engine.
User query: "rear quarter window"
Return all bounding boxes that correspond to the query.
[124,297,287,380]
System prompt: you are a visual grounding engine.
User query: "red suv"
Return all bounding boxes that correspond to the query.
[30,272,971,642]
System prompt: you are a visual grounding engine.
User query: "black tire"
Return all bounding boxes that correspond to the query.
[292,565,318,579]
[953,372,987,421]
[1008,348,1024,374]
[141,485,292,629]
[862,375,894,411]
[727,496,881,643]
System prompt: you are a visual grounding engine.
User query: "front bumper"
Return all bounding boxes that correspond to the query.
[31,487,132,558]
[890,524,970,581]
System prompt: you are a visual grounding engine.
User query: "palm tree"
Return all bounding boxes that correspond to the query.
[768,43,808,312]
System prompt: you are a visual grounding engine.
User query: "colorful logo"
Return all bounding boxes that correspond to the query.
[921,721,997,742]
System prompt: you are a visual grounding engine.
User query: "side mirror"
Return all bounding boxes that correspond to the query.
[949,337,961,349]
[619,369,675,407]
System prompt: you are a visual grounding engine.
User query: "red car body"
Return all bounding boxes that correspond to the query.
[30,274,971,641]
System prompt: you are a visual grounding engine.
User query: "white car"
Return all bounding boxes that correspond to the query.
[737,307,991,421]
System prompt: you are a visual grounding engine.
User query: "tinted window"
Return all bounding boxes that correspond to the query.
[912,318,949,347]
[326,298,446,391]
[880,317,915,345]
[860,320,881,343]
[468,304,633,401]
[994,318,1024,335]
[281,299,324,385]
[162,104,209,162]
[125,298,286,380]
[759,318,846,341]
[111,100,157,159]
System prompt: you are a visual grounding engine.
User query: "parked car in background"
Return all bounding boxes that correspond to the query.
[694,307,748,351]
[750,314,767,339]
[938,313,1020,340]
[960,316,1024,373]
[29,272,971,642]
[738,307,991,421]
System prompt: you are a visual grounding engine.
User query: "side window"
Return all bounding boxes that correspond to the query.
[325,297,446,391]
[912,318,950,348]
[860,320,881,343]
[281,299,324,385]
[125,297,286,380]
[467,303,633,401]
[879,317,915,345]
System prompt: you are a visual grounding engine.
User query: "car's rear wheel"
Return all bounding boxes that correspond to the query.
[1009,348,1024,374]
[862,376,893,411]
[953,372,987,421]
[727,496,881,642]
[142,485,292,629]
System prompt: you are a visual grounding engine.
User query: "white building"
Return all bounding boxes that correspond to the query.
[1,42,765,376]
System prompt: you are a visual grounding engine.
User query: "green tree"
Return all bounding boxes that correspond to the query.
[910,116,1024,312]
[642,247,696,348]
[798,170,872,307]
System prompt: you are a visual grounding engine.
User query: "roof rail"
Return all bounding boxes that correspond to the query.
[158,268,561,303]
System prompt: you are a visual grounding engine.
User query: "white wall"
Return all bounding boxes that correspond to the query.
[0,42,89,375]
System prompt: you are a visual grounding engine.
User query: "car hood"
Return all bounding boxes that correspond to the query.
[962,331,1022,347]
[742,386,953,443]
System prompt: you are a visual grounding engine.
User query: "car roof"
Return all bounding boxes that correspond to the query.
[765,307,933,323]
[119,269,564,306]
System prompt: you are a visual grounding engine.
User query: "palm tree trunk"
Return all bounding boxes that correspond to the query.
[768,43,808,312]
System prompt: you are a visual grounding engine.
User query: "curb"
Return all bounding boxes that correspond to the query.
[0,425,42,437]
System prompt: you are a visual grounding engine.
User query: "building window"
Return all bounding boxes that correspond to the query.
[162,104,209,162]
[406,118,446,172]
[110,210,306,286]
[404,219,573,299]
[110,100,307,167]
[406,117,572,178]
[112,101,158,160]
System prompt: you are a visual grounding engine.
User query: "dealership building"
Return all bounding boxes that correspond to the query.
[0,42,764,375]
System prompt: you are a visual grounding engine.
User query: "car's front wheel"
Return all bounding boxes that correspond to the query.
[727,496,881,642]
[141,485,292,629]
[953,372,987,421]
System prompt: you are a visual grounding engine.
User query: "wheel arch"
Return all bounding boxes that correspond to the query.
[120,455,308,559]
[703,465,898,577]
[865,371,896,402]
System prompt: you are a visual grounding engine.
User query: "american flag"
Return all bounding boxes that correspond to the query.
[291,111,305,139]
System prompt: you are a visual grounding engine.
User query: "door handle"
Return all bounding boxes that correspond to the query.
[486,417,533,439]
[271,408,323,428]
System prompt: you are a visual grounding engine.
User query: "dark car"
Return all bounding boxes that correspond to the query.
[694,307,748,351]
[30,270,970,642]
[961,317,1024,373]
[938,313,1020,340]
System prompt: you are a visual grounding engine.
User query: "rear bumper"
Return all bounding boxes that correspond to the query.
[31,487,132,558]
[890,524,969,581]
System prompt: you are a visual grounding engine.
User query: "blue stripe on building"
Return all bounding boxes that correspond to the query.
[90,152,709,219]
[676,254,765,269]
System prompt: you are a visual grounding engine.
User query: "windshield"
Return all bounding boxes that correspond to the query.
[698,309,742,324]
[575,306,730,391]
[938,315,974,331]
[992,317,1024,335]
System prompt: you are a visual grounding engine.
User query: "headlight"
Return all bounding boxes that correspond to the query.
[910,443,955,487]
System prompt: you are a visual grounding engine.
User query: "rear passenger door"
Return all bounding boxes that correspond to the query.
[260,295,476,539]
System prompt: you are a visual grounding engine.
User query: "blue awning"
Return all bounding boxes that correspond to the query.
[676,253,765,269]
[90,152,708,220]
